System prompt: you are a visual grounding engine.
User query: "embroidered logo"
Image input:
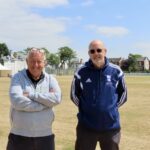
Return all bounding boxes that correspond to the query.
[106,75,111,82]
[86,78,92,83]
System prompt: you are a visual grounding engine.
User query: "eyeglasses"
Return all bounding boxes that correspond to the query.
[89,48,102,54]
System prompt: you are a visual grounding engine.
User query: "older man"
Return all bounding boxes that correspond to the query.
[71,40,127,150]
[7,48,61,150]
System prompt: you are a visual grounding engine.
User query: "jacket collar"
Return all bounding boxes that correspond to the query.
[85,57,109,70]
[26,69,45,87]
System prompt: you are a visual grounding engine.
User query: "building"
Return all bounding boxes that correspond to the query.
[109,57,124,67]
[136,57,149,71]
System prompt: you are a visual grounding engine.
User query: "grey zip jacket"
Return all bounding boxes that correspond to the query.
[9,69,61,137]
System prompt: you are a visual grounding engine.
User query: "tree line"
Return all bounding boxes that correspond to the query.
[0,43,77,68]
[121,54,150,72]
[0,42,148,72]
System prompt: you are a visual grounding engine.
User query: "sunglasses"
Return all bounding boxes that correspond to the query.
[89,48,102,54]
[30,47,45,53]
[27,47,46,60]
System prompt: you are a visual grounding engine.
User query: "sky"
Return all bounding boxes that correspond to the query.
[0,0,150,61]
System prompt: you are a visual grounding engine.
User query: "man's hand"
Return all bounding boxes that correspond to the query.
[49,88,55,93]
[23,91,29,97]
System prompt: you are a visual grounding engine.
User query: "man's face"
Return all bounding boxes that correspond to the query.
[88,42,106,68]
[26,52,45,79]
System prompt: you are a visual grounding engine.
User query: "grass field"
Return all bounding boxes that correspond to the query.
[0,75,150,150]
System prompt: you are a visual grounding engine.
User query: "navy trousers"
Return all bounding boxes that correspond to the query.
[75,123,121,150]
[7,133,55,150]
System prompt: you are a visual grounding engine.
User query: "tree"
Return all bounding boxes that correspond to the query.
[47,53,60,67]
[41,48,50,59]
[121,59,129,71]
[58,46,76,67]
[0,43,10,58]
[13,52,18,58]
[24,47,32,55]
[127,53,142,72]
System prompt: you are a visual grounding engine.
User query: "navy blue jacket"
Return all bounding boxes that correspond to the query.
[71,58,127,131]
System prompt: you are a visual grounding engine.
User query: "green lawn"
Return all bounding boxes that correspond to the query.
[0,76,150,150]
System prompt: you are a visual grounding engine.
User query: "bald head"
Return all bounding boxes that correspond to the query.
[89,40,106,50]
[88,40,107,68]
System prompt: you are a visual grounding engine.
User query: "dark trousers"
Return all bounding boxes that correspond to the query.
[75,123,121,150]
[6,133,55,150]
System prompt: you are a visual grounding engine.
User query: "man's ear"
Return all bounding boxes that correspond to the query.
[104,48,107,55]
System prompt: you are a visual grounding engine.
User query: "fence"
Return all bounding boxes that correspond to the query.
[125,72,150,76]
[46,68,150,76]
[45,68,75,75]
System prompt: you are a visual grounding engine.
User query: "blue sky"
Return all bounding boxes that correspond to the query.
[0,0,150,61]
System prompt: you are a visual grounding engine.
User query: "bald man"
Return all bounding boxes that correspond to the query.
[71,40,127,150]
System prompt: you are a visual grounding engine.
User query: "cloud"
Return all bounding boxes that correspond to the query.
[86,25,129,37]
[0,0,71,51]
[20,0,69,8]
[81,0,94,6]
[75,16,83,21]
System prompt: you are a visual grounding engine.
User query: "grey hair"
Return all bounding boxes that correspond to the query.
[26,47,46,61]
